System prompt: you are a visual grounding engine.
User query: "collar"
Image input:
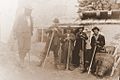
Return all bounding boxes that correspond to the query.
[93,33,100,40]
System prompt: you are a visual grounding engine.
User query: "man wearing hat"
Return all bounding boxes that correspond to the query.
[13,6,33,67]
[91,27,105,53]
[60,26,75,70]
[72,26,88,72]
[90,27,105,74]
[39,18,62,69]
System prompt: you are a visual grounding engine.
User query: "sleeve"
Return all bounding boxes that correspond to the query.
[76,32,79,39]
[99,35,105,47]
[57,27,63,37]
[83,33,88,40]
[70,34,76,41]
[46,26,53,34]
[60,34,66,43]
[90,36,95,48]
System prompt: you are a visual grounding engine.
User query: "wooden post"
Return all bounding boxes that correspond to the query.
[41,27,44,42]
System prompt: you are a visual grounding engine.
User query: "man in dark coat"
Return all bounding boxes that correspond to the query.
[90,27,105,74]
[39,18,62,69]
[60,26,75,70]
[91,27,105,53]
[72,27,88,72]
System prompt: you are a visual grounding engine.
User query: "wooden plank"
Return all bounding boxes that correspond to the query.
[58,20,120,26]
[79,10,120,20]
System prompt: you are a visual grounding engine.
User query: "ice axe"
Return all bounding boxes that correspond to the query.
[88,45,97,74]
[42,31,55,68]
[66,34,71,70]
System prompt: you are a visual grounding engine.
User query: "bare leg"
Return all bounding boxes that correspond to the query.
[19,51,27,68]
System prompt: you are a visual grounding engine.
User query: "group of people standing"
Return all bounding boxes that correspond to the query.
[13,6,106,77]
[39,18,106,76]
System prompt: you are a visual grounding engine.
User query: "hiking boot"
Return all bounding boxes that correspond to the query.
[69,65,76,71]
[79,67,85,73]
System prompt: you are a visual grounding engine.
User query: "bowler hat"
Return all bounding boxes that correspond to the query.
[78,27,84,30]
[66,25,72,30]
[92,27,100,32]
[74,27,84,33]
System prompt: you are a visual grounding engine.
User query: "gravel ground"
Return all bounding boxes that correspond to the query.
[0,42,119,80]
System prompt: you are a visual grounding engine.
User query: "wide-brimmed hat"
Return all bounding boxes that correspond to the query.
[78,27,84,30]
[92,27,100,32]
[66,25,72,30]
[74,27,84,34]
[64,26,72,33]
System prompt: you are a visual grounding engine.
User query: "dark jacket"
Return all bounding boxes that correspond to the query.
[72,32,88,66]
[75,32,88,49]
[91,34,105,52]
[46,24,62,51]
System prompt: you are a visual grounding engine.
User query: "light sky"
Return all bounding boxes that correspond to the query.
[0,0,120,43]
[0,0,18,43]
[0,0,78,43]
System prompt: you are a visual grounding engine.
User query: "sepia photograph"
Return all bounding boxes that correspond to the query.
[0,0,120,80]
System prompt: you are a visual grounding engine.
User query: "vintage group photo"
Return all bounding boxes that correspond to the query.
[0,0,120,80]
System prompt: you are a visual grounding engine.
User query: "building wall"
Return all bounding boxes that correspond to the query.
[36,24,120,46]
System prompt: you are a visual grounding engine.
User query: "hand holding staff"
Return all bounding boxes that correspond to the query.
[88,45,97,74]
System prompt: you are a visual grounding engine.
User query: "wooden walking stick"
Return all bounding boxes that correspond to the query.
[28,52,31,65]
[42,31,55,68]
[66,34,71,70]
[88,45,97,74]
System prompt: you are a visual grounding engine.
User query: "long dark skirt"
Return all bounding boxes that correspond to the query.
[72,46,80,67]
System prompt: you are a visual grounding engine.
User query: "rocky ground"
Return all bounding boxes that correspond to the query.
[0,42,119,80]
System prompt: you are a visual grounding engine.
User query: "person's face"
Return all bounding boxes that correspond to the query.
[25,9,32,16]
[67,30,71,33]
[93,29,99,35]
[54,22,59,25]
[79,28,83,32]
[87,31,91,37]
